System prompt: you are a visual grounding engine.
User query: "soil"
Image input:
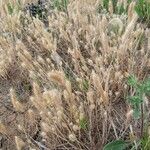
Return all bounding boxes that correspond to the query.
[0,67,38,150]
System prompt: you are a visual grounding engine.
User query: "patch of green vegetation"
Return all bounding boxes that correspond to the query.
[99,0,132,15]
[103,140,129,150]
[103,75,150,149]
[135,0,150,27]
[127,75,150,149]
[99,0,150,24]
[81,79,89,92]
[140,131,150,150]
[127,75,150,119]
[52,0,69,12]
[7,0,21,15]
[79,117,88,130]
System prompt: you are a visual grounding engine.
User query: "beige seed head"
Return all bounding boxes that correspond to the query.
[87,90,94,104]
[68,133,76,142]
[108,0,113,14]
[0,121,7,135]
[10,88,24,112]
[41,132,47,138]
[128,2,136,22]
[73,125,79,132]
[126,109,133,122]
[18,124,25,132]
[41,122,51,133]
[27,109,35,121]
[90,104,95,110]
[15,136,25,150]
[57,110,63,118]
[33,82,42,98]
[48,71,66,86]
[37,56,45,64]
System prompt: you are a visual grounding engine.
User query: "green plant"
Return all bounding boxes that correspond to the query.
[127,75,141,119]
[102,0,109,11]
[127,75,150,119]
[100,0,132,15]
[7,2,14,15]
[103,74,150,150]
[7,0,21,15]
[103,140,129,150]
[81,79,89,92]
[79,117,88,130]
[140,131,150,150]
[135,0,150,26]
[52,0,69,12]
[127,75,150,149]
[103,75,150,150]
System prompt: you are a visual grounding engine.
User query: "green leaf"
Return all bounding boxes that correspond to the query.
[141,130,150,149]
[127,75,137,87]
[128,96,142,105]
[103,140,128,150]
[79,117,88,130]
[133,108,141,119]
[142,78,150,94]
[7,2,14,15]
[117,4,125,14]
[103,0,109,11]
[135,0,150,26]
[53,0,68,12]
[81,79,89,92]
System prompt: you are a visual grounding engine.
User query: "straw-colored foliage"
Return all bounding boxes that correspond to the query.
[0,0,150,149]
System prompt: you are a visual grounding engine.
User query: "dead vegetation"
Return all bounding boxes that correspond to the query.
[0,0,150,149]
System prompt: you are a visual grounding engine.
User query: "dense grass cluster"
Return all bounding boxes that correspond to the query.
[0,0,150,149]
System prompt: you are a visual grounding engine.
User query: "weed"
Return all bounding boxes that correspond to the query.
[103,140,129,150]
[6,0,21,15]
[140,131,150,150]
[100,0,132,14]
[79,117,88,130]
[52,0,69,12]
[135,0,150,27]
[127,75,150,119]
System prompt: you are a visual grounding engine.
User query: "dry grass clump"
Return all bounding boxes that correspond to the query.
[0,0,150,149]
[0,37,15,78]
